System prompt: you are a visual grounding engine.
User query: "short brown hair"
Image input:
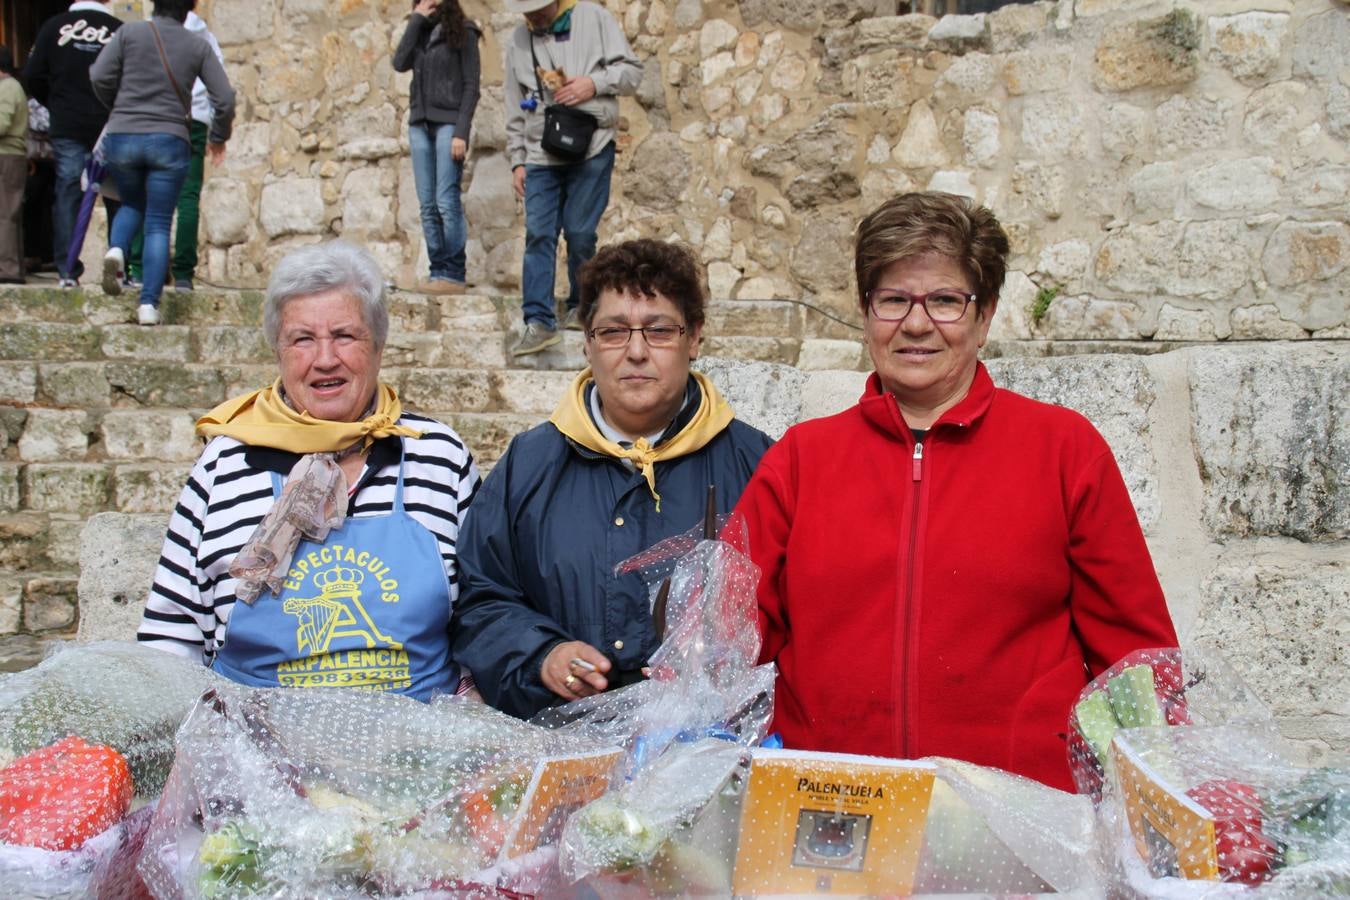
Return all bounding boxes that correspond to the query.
[854,192,1010,317]
[578,239,707,330]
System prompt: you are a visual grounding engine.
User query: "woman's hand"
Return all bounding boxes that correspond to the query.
[554,75,596,106]
[512,166,526,199]
[542,641,610,700]
[207,142,226,165]
[413,0,439,16]
[451,136,467,162]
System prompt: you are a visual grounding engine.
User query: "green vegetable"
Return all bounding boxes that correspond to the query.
[1074,691,1120,774]
[1107,665,1166,728]
[198,821,268,898]
[571,797,670,871]
[1267,768,1350,869]
[4,684,178,797]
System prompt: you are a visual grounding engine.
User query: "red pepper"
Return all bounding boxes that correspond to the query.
[0,736,133,851]
[1185,779,1276,885]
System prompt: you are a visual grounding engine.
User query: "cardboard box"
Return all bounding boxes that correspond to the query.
[502,748,624,860]
[1113,738,1220,880]
[732,749,935,895]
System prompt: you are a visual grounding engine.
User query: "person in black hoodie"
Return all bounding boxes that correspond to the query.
[392,0,480,296]
[23,1,123,288]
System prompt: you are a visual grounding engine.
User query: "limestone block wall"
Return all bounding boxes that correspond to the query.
[176,0,1348,339]
[77,343,1349,759]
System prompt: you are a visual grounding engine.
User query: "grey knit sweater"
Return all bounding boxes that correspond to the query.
[89,16,234,145]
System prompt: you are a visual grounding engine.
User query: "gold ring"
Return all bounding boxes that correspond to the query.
[564,674,576,688]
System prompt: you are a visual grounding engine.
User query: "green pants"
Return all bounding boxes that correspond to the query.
[129,121,207,283]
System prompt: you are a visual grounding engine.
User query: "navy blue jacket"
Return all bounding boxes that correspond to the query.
[450,411,771,719]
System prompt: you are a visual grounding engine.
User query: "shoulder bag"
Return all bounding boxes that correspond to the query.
[148,21,193,127]
[530,37,596,163]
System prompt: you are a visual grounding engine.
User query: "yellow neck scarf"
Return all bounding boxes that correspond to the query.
[549,369,734,512]
[196,379,423,454]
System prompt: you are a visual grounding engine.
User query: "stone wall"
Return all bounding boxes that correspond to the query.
[169,0,1349,339]
[77,343,1349,761]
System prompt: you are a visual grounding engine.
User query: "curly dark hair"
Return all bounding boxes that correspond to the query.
[578,239,707,330]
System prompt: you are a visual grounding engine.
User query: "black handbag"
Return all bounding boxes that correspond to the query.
[531,38,597,162]
[541,104,597,161]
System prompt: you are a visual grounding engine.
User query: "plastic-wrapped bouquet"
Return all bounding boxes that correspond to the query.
[137,682,619,898]
[0,641,215,899]
[1071,647,1350,896]
[546,507,776,895]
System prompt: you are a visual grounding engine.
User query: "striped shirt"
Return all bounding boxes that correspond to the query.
[137,413,480,664]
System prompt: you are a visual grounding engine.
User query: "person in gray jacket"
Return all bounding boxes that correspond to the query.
[89,0,234,325]
[502,0,641,356]
[393,0,481,296]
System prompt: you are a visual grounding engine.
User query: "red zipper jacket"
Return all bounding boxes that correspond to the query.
[735,363,1177,791]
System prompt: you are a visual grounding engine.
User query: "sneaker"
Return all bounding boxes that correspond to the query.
[58,277,78,290]
[511,321,561,356]
[561,307,583,331]
[173,278,194,292]
[102,248,125,296]
[419,278,466,296]
[137,304,160,326]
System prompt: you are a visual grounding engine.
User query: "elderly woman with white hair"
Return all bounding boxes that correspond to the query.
[138,240,480,700]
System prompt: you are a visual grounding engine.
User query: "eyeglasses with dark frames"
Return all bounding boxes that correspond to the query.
[586,323,688,348]
[866,288,977,323]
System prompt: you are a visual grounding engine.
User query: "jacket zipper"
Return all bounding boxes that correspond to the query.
[900,439,924,759]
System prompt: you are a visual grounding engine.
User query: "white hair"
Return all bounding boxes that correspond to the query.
[263,241,389,352]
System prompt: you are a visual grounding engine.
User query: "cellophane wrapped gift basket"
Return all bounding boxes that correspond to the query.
[26,525,1338,897]
[538,513,1105,897]
[1069,647,1349,897]
[0,641,215,898]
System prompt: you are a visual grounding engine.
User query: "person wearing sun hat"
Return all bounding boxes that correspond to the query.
[501,0,641,356]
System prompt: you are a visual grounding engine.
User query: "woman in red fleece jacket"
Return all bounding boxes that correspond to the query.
[734,192,1178,792]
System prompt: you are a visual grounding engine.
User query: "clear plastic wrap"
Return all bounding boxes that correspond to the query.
[1069,647,1277,803]
[534,513,774,759]
[559,738,751,895]
[524,512,774,894]
[0,804,154,900]
[137,683,617,898]
[1105,726,1349,895]
[1070,647,1349,895]
[0,641,215,899]
[915,757,1103,894]
[719,749,1103,897]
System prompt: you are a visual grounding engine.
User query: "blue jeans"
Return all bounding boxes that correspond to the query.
[522,142,615,328]
[409,122,466,283]
[104,133,190,308]
[51,136,119,280]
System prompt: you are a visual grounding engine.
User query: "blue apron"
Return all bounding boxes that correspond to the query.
[213,445,456,701]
